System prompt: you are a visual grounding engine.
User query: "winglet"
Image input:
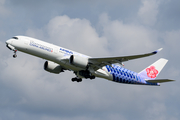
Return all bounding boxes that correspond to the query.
[152,48,163,54]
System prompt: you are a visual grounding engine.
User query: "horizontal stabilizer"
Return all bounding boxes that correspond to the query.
[145,79,175,83]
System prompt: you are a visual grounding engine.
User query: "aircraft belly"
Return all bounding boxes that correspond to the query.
[93,67,113,80]
[61,62,86,71]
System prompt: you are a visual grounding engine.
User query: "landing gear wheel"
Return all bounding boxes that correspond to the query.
[77,78,82,82]
[13,54,17,58]
[71,78,76,82]
[90,76,95,79]
[71,78,82,82]
[13,50,17,58]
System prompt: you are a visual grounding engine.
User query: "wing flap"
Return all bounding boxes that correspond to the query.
[146,79,175,83]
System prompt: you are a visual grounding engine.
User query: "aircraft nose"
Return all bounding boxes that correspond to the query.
[6,39,11,44]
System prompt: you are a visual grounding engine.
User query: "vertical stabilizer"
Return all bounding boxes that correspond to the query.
[138,58,168,80]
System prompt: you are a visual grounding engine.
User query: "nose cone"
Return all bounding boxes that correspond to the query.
[6,39,15,51]
[6,39,12,44]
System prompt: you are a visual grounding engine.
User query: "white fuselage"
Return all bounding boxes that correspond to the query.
[6,36,111,80]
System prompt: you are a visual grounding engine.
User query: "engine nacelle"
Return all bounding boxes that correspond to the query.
[44,61,63,74]
[69,55,88,69]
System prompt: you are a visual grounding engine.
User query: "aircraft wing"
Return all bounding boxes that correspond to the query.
[88,48,163,70]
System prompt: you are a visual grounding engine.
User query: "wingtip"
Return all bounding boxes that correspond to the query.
[158,48,163,52]
[152,48,163,54]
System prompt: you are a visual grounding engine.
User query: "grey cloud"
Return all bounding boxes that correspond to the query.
[0,0,9,16]
[26,15,109,57]
[138,0,159,26]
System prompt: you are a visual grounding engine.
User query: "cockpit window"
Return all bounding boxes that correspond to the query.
[12,37,18,40]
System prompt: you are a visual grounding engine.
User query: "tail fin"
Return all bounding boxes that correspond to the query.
[138,58,168,80]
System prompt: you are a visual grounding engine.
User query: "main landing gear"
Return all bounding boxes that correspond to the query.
[71,76,95,82]
[71,77,82,82]
[71,70,96,82]
[13,50,17,58]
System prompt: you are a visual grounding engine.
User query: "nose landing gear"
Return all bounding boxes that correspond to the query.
[13,50,17,58]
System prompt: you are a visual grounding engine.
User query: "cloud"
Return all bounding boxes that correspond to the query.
[98,13,163,71]
[163,30,180,55]
[138,0,160,26]
[26,15,109,57]
[99,13,159,53]
[145,102,167,120]
[0,0,9,16]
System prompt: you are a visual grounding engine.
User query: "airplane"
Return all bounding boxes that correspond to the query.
[5,36,174,86]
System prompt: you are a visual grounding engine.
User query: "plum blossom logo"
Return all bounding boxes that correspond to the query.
[146,66,158,78]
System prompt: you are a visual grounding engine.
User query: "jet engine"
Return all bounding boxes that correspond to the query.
[69,55,88,69]
[44,61,63,74]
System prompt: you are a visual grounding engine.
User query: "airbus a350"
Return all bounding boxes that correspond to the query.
[6,36,174,86]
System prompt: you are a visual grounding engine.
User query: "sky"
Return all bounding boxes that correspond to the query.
[0,0,180,120]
